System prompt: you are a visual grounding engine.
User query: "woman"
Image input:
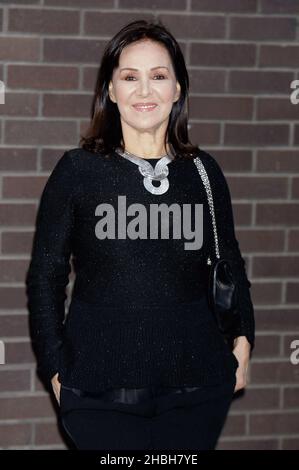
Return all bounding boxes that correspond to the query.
[26,19,255,450]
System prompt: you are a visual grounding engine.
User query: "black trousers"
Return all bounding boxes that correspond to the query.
[59,376,236,451]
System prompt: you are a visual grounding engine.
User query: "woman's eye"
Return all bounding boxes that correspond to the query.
[124,74,167,81]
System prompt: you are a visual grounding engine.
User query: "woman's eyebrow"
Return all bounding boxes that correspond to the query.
[119,66,169,72]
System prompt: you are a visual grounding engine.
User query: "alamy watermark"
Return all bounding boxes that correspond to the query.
[290,79,299,105]
[0,80,5,104]
[94,195,204,250]
[290,339,299,365]
[0,340,5,364]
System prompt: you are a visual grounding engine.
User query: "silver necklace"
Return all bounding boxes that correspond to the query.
[115,146,175,195]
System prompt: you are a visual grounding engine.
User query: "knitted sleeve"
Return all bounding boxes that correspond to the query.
[201,151,255,352]
[25,150,77,389]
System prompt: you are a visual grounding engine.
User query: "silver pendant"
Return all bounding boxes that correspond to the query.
[115,147,175,195]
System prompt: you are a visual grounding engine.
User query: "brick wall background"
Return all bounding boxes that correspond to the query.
[0,0,298,450]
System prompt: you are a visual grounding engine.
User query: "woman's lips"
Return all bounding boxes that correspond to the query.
[132,104,158,112]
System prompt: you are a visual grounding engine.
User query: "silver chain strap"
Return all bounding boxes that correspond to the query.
[193,156,220,265]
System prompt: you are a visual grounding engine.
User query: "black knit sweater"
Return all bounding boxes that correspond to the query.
[25,147,255,393]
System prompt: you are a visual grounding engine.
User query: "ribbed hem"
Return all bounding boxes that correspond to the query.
[57,296,239,394]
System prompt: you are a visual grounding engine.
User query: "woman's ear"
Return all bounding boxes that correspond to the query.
[174,81,181,103]
[108,81,116,103]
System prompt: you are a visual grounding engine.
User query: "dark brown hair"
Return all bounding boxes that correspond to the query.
[79,19,200,160]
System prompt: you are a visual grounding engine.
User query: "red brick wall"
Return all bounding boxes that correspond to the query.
[0,0,299,450]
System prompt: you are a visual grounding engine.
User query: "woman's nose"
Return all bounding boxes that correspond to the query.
[136,78,152,96]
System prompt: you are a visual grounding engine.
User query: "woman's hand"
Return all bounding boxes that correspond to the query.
[51,372,61,405]
[232,336,251,393]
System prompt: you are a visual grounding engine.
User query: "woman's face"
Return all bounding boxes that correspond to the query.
[108,39,181,134]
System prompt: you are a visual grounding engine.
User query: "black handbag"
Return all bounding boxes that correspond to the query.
[193,155,241,350]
